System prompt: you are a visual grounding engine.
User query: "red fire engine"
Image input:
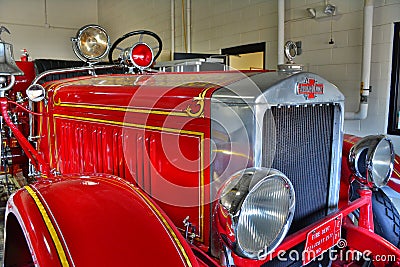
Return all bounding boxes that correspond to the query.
[0,24,399,266]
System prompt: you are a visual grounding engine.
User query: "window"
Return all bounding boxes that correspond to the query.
[388,22,400,135]
[221,42,266,70]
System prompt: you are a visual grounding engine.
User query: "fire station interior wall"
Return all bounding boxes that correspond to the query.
[0,0,98,59]
[97,0,400,151]
[97,0,172,62]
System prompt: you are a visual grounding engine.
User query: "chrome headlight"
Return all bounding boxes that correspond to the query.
[349,135,395,187]
[215,167,295,260]
[71,24,110,62]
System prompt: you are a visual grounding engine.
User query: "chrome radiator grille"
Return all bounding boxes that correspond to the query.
[263,104,335,233]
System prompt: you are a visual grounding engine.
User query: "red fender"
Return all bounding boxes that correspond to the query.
[4,174,200,267]
[5,184,62,266]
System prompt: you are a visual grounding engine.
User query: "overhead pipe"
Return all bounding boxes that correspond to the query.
[171,0,175,60]
[278,0,285,65]
[345,0,374,120]
[186,0,191,53]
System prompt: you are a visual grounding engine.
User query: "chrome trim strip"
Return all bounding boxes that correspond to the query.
[328,103,344,213]
[30,65,119,85]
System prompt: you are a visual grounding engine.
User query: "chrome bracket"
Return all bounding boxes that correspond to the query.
[183,216,197,243]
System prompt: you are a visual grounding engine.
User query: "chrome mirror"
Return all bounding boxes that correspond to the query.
[26,84,46,102]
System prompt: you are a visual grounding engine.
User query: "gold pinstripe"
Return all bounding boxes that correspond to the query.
[53,114,202,136]
[53,114,205,242]
[54,102,189,117]
[48,83,212,241]
[394,157,400,178]
[24,186,69,267]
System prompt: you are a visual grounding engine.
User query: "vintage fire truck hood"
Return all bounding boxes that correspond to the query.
[46,71,344,116]
[212,71,344,105]
[48,72,246,111]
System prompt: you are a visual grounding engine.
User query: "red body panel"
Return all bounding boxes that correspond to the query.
[37,72,251,248]
[6,175,199,266]
[14,61,35,93]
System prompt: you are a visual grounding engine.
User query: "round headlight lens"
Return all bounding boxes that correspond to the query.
[370,137,394,187]
[219,168,295,259]
[349,135,394,187]
[72,24,110,62]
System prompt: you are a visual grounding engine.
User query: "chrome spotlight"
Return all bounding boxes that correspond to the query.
[71,25,110,62]
[349,135,395,188]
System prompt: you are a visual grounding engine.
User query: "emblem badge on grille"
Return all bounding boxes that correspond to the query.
[297,78,324,99]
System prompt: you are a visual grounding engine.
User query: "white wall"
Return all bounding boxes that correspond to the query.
[98,0,172,61]
[285,0,400,150]
[0,0,98,59]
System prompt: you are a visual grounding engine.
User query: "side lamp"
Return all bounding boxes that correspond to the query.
[349,135,395,188]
